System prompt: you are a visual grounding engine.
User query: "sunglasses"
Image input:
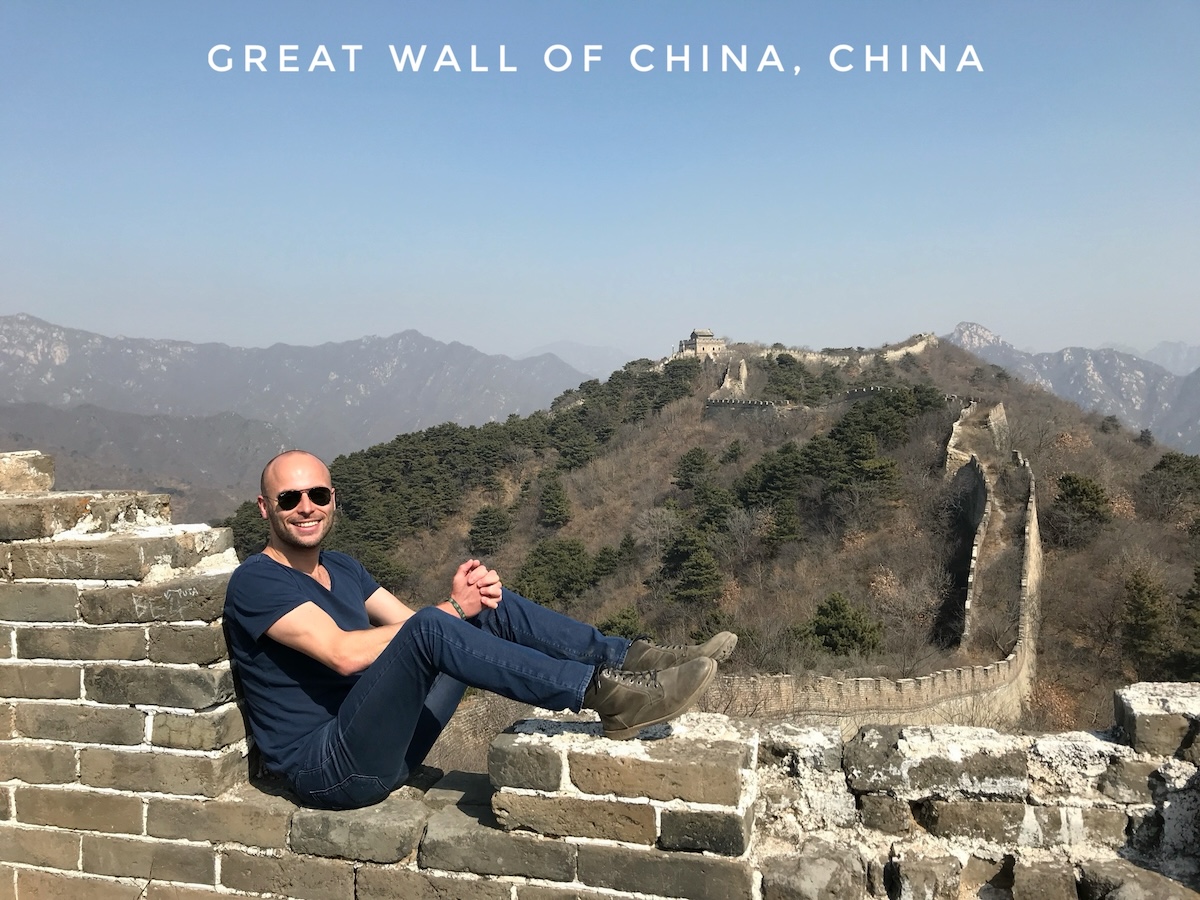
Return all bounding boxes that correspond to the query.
[274,486,333,511]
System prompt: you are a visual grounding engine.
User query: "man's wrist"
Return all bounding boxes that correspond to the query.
[448,597,468,620]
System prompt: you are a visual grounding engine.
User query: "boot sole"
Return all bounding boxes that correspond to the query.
[602,659,718,740]
[706,632,737,663]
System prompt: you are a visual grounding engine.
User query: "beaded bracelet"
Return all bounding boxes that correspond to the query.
[448,597,468,620]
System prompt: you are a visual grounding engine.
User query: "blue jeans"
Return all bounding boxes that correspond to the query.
[289,588,630,809]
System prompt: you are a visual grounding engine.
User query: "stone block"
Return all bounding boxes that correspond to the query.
[576,843,754,900]
[0,662,81,698]
[0,822,81,868]
[760,723,844,771]
[1025,806,1129,848]
[1115,683,1200,756]
[8,528,231,581]
[17,625,146,661]
[82,833,215,884]
[517,887,613,900]
[569,737,749,805]
[419,802,575,881]
[0,864,12,900]
[14,700,145,744]
[1012,860,1079,900]
[0,702,11,737]
[890,852,963,900]
[147,783,296,847]
[0,492,165,541]
[1079,858,1200,900]
[80,746,245,797]
[149,623,227,664]
[358,864,513,900]
[220,848,356,900]
[151,704,245,751]
[15,786,144,834]
[16,869,148,900]
[858,793,913,834]
[0,787,8,820]
[0,451,53,492]
[0,626,10,658]
[291,794,429,863]
[144,886,229,900]
[1100,757,1160,804]
[914,800,1027,844]
[423,769,494,809]
[489,729,564,791]
[493,791,655,843]
[85,664,234,709]
[760,842,866,900]
[844,725,1028,801]
[659,804,753,855]
[0,742,77,784]
[80,571,231,624]
[0,581,78,622]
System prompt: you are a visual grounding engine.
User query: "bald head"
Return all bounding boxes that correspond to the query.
[260,450,329,499]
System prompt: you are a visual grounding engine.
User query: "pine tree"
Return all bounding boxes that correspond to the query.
[468,505,511,555]
[1165,566,1200,681]
[672,547,724,605]
[538,474,571,529]
[1121,568,1171,679]
[808,592,883,656]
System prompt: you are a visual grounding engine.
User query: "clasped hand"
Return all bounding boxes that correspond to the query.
[450,559,503,617]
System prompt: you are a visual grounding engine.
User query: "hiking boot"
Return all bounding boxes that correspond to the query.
[583,657,717,740]
[621,632,738,673]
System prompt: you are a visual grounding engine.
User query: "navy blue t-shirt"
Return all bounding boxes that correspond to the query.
[223,551,381,776]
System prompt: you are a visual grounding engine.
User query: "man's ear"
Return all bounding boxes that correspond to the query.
[257,496,269,519]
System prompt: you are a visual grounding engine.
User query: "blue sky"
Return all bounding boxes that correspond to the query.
[1,2,1197,361]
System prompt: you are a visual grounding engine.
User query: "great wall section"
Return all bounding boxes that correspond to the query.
[2,344,1199,899]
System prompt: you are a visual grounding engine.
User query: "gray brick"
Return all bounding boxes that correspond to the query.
[423,770,493,809]
[149,623,227,664]
[493,790,655,843]
[1099,757,1159,804]
[16,869,148,900]
[577,843,754,900]
[1012,860,1079,900]
[518,887,612,900]
[0,822,81,868]
[914,800,1027,844]
[890,853,963,900]
[0,494,158,542]
[0,702,11,737]
[220,848,355,900]
[489,730,564,791]
[151,704,245,751]
[82,833,215,884]
[15,785,143,834]
[0,582,78,622]
[0,663,81,698]
[419,802,575,881]
[80,746,245,797]
[0,787,9,820]
[0,626,10,658]
[17,625,146,660]
[1079,858,1200,900]
[1114,684,1200,757]
[1027,806,1129,848]
[859,793,913,834]
[14,702,145,744]
[0,742,77,784]
[85,664,234,709]
[760,842,867,900]
[358,864,513,900]
[145,886,227,900]
[147,783,296,847]
[659,804,753,855]
[80,571,231,625]
[291,794,429,863]
[568,737,748,805]
[0,451,54,492]
[9,530,231,581]
[0,863,13,900]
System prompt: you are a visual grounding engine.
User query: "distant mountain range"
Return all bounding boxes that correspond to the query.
[945,322,1200,454]
[0,313,588,519]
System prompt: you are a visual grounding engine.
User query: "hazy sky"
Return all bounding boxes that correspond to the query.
[2,2,1197,361]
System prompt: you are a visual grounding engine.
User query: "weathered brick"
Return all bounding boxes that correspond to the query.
[1099,757,1159,804]
[0,703,12,738]
[0,788,9,820]
[1012,859,1079,900]
[1114,683,1200,757]
[14,701,145,745]
[17,625,146,661]
[423,769,493,809]
[149,623,227,664]
[0,741,77,783]
[0,494,121,541]
[0,450,54,492]
[85,664,234,709]
[220,848,355,900]
[15,786,143,834]
[0,864,13,900]
[1026,806,1129,848]
[493,790,655,843]
[0,581,78,622]
[145,886,226,900]
[147,783,295,847]
[80,571,231,625]
[577,843,754,900]
[659,804,753,855]
[151,704,245,751]
[569,738,748,805]
[760,842,867,900]
[859,793,914,834]
[9,529,232,581]
[358,863,514,900]
[419,803,575,881]
[291,794,429,863]
[0,822,81,868]
[83,833,215,884]
[16,869,147,900]
[80,746,245,797]
[0,663,81,698]
[914,800,1027,844]
[890,853,963,900]
[489,730,564,791]
[1079,858,1200,900]
[517,887,612,900]
[0,627,10,659]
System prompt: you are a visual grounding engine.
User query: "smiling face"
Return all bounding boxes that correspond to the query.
[258,450,336,552]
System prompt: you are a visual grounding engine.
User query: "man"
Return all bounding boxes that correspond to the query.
[224,450,736,810]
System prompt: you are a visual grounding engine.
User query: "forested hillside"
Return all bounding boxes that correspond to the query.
[223,342,1200,730]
